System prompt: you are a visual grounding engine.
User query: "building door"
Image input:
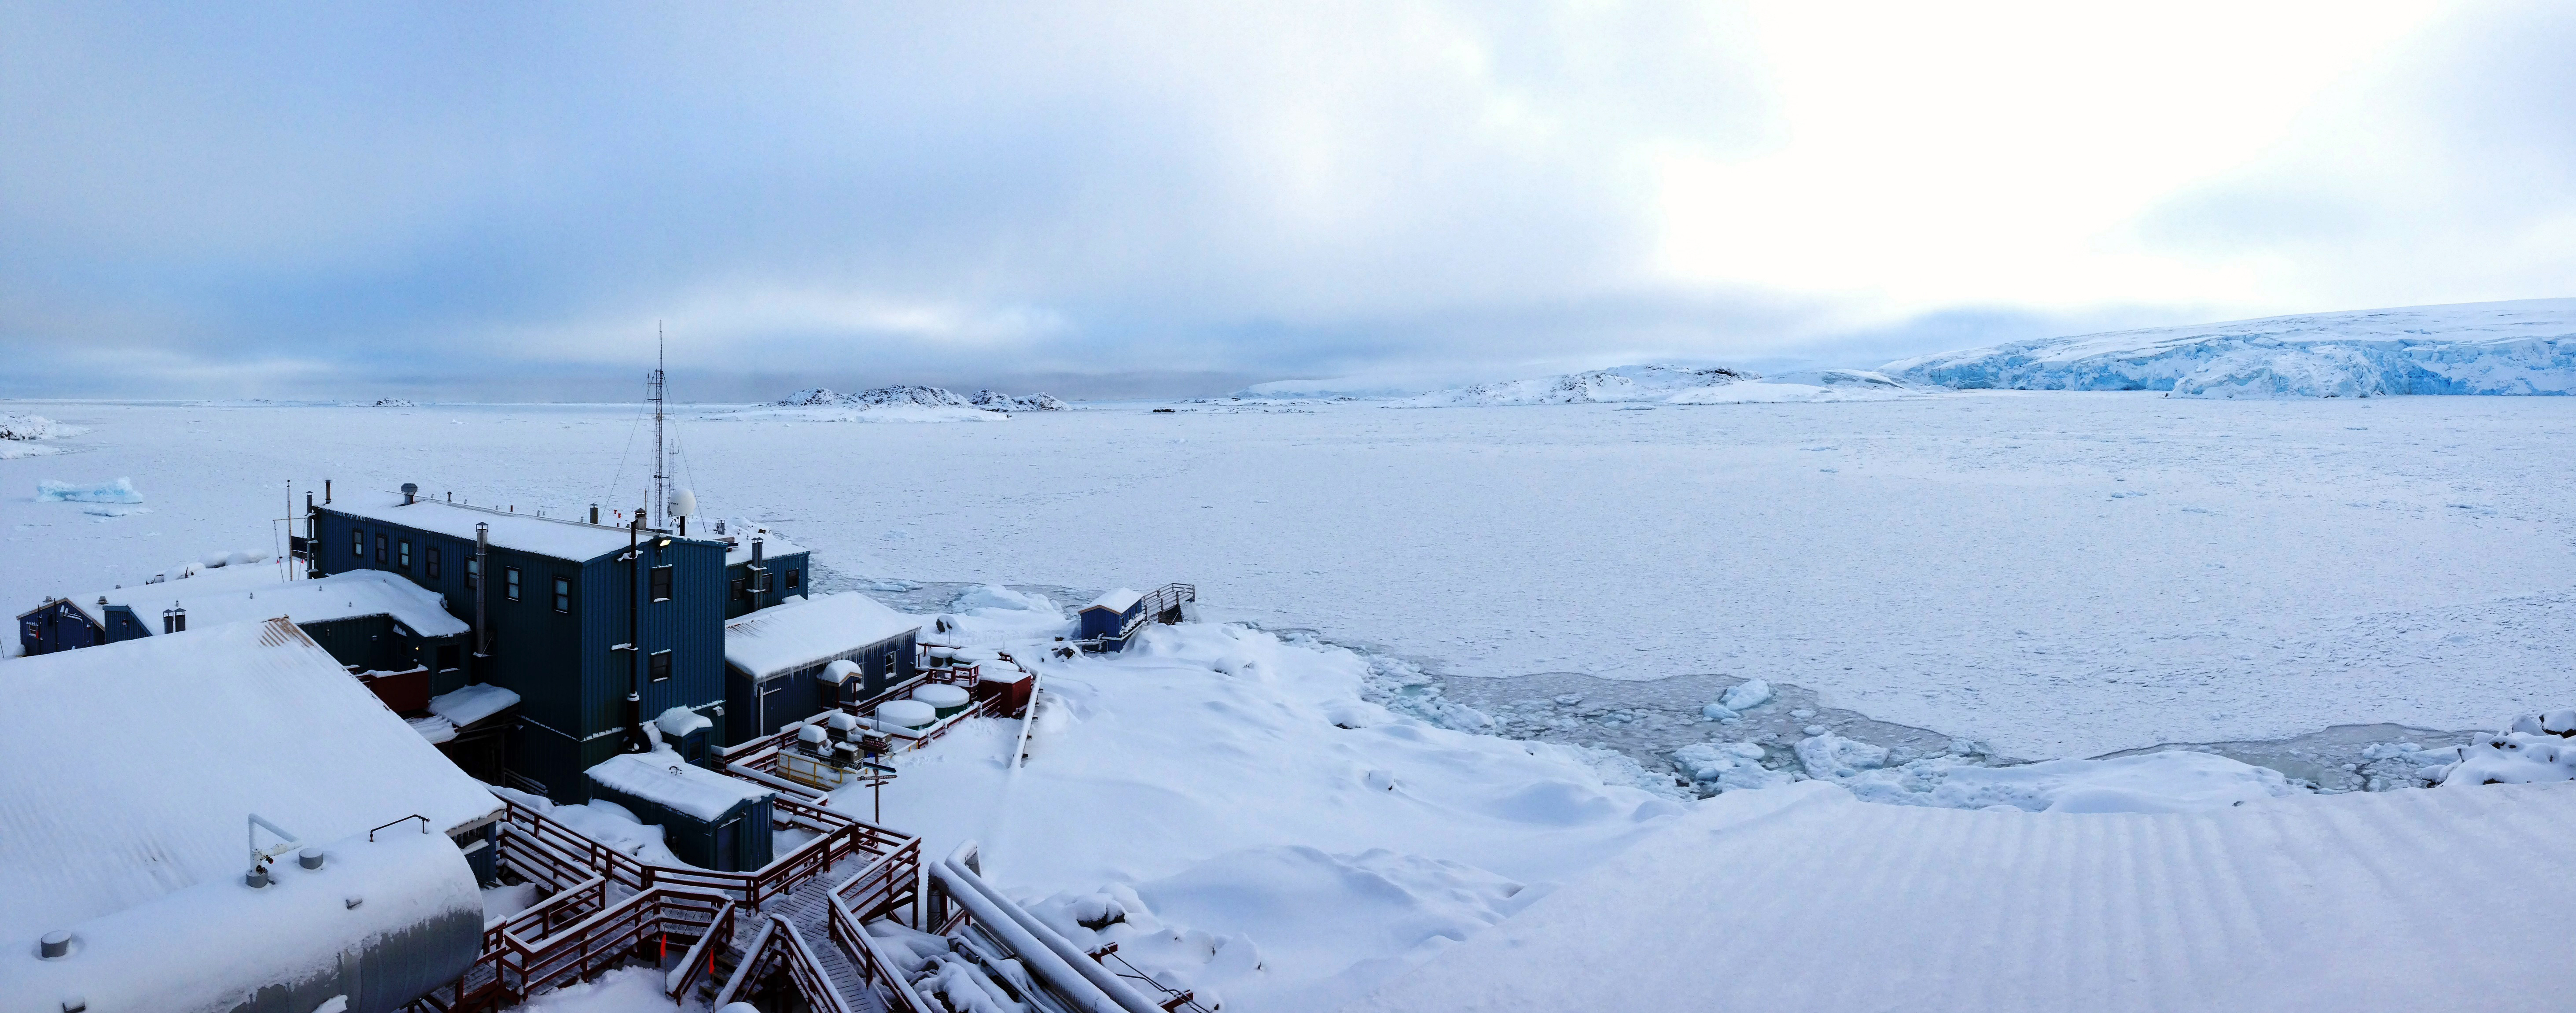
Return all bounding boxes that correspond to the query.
[715,816,741,871]
[759,676,789,735]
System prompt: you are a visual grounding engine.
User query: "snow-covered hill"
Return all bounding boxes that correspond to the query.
[748,384,1064,422]
[1884,298,2576,398]
[1395,365,1754,406]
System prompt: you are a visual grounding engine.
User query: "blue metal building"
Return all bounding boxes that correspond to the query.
[1077,588,1146,650]
[309,486,732,803]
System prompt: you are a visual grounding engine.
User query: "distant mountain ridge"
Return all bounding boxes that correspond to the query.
[1883,298,2576,398]
[773,386,1066,412]
[1398,365,1754,406]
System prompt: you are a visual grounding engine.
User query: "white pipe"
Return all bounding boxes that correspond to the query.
[930,860,1127,1013]
[939,858,1166,1013]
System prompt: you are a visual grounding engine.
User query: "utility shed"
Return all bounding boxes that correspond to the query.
[0,618,504,979]
[722,592,923,742]
[1077,587,1145,645]
[586,751,775,871]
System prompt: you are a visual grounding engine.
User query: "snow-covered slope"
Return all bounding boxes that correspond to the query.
[1353,778,2576,1013]
[1396,365,1753,406]
[1884,298,2576,398]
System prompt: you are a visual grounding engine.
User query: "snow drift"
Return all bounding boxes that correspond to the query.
[1883,298,2576,398]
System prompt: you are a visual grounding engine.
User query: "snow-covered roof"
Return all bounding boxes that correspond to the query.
[1355,779,2576,1012]
[59,568,467,639]
[429,682,520,727]
[587,751,773,821]
[0,618,504,940]
[1084,588,1142,613]
[724,592,923,679]
[656,705,714,738]
[721,527,808,567]
[328,491,659,562]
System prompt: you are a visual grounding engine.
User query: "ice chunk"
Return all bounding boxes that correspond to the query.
[1795,733,1889,779]
[1700,703,1738,722]
[1719,679,1772,712]
[37,477,144,503]
[2439,729,2576,787]
[1674,742,1789,793]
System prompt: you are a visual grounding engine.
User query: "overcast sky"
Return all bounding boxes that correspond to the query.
[4,1,2570,401]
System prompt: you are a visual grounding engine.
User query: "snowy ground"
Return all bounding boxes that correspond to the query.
[6,394,2573,758]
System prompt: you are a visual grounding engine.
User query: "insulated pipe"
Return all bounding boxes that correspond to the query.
[927,861,1129,1013]
[938,856,1166,1013]
[624,511,650,754]
[473,523,490,667]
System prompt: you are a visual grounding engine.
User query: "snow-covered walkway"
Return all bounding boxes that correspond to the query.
[1353,779,2576,1012]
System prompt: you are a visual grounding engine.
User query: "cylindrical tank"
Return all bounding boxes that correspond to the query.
[913,683,971,718]
[2,829,480,1013]
[876,700,936,729]
[927,646,957,668]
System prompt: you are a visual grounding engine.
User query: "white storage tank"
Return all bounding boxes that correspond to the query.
[876,700,936,729]
[913,683,971,718]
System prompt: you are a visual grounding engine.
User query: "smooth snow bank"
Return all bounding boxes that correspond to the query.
[1396,364,1752,407]
[36,477,142,503]
[1351,778,2576,1013]
[1884,297,2576,398]
[839,612,1686,1012]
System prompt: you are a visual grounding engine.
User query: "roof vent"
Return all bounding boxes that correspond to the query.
[39,930,71,959]
[401,483,418,505]
[298,847,326,870]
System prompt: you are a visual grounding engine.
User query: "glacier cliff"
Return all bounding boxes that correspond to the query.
[1882,298,2576,398]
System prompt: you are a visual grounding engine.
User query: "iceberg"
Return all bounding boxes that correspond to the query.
[1882,298,2576,398]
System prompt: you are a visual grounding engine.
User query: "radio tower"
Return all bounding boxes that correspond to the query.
[649,322,666,530]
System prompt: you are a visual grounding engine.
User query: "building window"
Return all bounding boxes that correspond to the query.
[504,567,521,601]
[398,540,412,570]
[552,576,570,613]
[465,556,479,590]
[427,546,442,579]
[375,534,388,564]
[730,577,746,602]
[435,644,460,670]
[352,530,364,557]
[785,568,801,590]
[649,565,673,603]
[648,650,672,682]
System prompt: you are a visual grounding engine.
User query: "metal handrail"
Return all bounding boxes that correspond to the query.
[370,814,431,840]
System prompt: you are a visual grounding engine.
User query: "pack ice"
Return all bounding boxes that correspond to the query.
[1884,297,2576,398]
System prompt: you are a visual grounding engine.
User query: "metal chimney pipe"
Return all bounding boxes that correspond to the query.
[401,483,418,505]
[473,523,490,670]
[324,479,331,504]
[590,504,600,525]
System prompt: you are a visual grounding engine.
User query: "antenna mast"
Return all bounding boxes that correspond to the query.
[650,322,666,530]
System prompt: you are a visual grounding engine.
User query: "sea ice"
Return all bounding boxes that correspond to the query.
[37,477,143,503]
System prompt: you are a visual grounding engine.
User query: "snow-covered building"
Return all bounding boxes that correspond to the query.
[0,617,502,1013]
[721,524,811,619]
[722,591,924,742]
[309,487,736,802]
[587,750,777,871]
[13,566,468,687]
[1078,587,1146,648]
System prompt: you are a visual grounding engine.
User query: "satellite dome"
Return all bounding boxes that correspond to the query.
[668,488,697,517]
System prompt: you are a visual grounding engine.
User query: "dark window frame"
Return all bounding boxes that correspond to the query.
[398,539,412,570]
[730,577,747,602]
[465,556,479,590]
[375,534,388,565]
[503,566,521,602]
[352,530,364,557]
[648,649,672,682]
[649,565,673,603]
[427,545,442,579]
[785,568,801,590]
[552,575,571,614]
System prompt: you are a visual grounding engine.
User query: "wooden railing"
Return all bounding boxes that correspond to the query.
[490,796,908,911]
[415,886,735,1012]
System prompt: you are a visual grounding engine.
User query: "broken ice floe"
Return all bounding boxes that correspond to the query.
[37,477,143,503]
